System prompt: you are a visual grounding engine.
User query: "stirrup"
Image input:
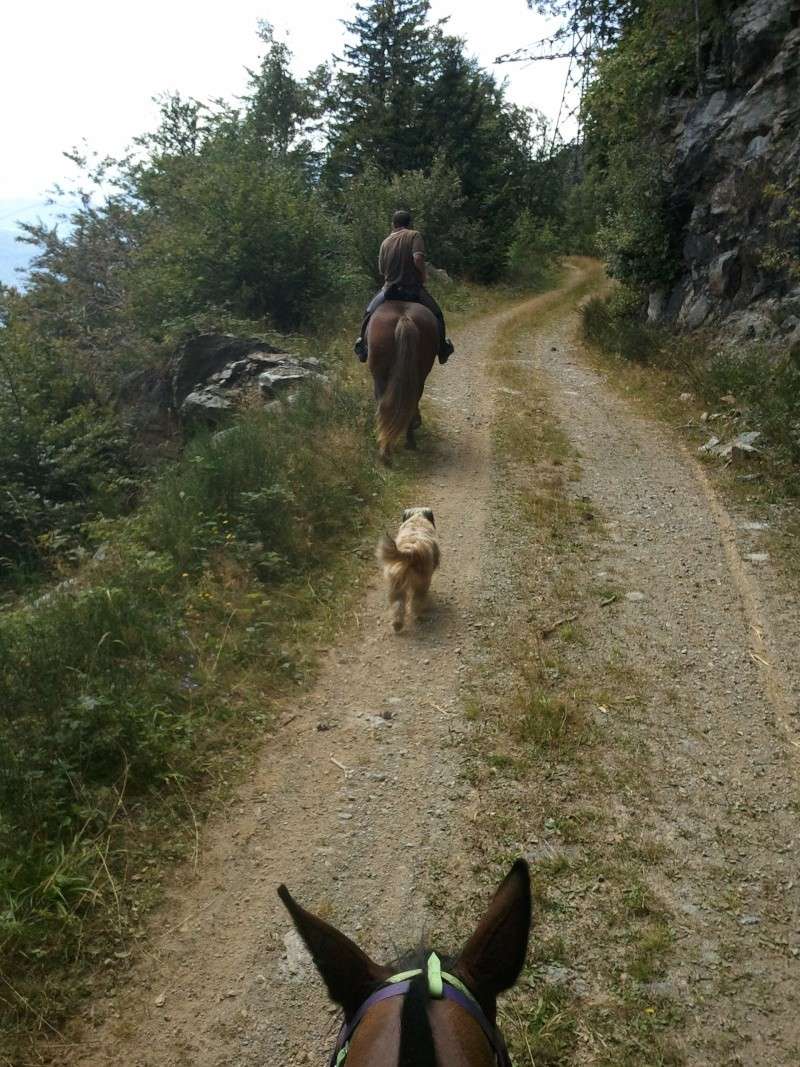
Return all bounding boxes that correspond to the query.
[354,337,368,363]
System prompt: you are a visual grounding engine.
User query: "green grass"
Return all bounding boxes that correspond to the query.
[459,274,685,1065]
[583,288,800,490]
[0,348,401,1059]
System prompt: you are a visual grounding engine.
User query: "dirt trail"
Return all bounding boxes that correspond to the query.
[530,308,800,1064]
[65,261,800,1066]
[69,275,588,1067]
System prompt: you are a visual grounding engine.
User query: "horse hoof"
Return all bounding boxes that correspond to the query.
[379,450,392,467]
[405,438,417,451]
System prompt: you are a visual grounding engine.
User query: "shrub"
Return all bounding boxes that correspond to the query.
[130,154,357,332]
[582,288,662,364]
[0,371,381,980]
[0,302,137,577]
[506,210,561,290]
[344,157,480,285]
[697,347,800,467]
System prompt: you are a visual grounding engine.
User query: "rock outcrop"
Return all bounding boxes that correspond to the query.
[651,0,800,344]
[171,334,327,425]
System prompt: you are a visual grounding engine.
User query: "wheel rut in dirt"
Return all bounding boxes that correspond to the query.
[516,302,800,1064]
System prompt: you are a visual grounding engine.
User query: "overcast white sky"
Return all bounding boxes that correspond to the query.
[0,0,574,210]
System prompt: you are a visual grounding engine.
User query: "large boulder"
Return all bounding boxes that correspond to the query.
[172,334,327,425]
[651,0,800,336]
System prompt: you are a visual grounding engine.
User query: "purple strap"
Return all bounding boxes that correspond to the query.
[329,979,511,1066]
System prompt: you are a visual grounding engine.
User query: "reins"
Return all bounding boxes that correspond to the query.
[328,953,512,1066]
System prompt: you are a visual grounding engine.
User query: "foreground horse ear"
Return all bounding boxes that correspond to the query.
[277,885,391,1019]
[453,859,531,1019]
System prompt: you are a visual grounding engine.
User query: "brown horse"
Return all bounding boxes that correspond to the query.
[278,859,531,1066]
[367,300,438,464]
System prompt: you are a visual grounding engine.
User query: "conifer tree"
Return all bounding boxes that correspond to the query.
[325,0,436,184]
[242,22,320,165]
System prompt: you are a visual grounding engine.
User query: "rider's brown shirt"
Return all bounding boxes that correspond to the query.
[378,228,425,290]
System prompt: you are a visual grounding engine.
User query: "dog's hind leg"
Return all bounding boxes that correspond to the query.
[411,587,428,621]
[390,590,406,632]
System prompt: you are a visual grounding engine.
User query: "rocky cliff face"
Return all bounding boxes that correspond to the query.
[651,0,800,346]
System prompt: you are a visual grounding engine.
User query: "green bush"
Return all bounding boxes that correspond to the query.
[696,348,800,467]
[144,381,374,573]
[506,210,561,290]
[0,370,381,1005]
[582,288,662,364]
[130,154,357,332]
[0,302,137,577]
[344,157,480,285]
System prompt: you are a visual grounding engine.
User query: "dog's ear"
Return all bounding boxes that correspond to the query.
[423,508,435,526]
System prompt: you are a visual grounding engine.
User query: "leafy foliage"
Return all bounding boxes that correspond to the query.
[0,292,137,576]
[507,210,561,289]
[0,367,384,1047]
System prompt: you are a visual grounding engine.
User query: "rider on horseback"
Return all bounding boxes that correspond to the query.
[354,210,455,365]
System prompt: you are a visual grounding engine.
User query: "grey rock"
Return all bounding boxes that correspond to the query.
[699,436,721,453]
[683,294,712,329]
[172,334,327,425]
[651,6,798,335]
[738,913,762,925]
[180,386,232,424]
[647,288,667,322]
[709,251,741,299]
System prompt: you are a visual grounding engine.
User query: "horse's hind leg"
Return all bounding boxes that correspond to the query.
[405,424,417,451]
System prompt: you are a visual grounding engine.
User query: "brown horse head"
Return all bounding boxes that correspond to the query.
[367,301,438,464]
[277,859,531,1065]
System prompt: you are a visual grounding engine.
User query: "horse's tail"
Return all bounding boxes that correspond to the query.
[377,313,420,457]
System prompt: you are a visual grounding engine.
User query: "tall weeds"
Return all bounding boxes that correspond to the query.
[0,370,383,1051]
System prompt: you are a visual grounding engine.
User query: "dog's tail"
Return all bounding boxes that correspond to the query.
[377,533,405,566]
[377,533,437,575]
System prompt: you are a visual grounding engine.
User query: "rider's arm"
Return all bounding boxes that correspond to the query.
[412,231,426,285]
[413,251,427,285]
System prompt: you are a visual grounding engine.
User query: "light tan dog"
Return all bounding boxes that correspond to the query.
[377,507,440,631]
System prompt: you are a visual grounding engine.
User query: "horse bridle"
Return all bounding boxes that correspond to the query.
[328,953,512,1066]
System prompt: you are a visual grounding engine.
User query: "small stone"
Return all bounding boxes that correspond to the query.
[699,436,721,453]
[625,591,646,602]
[154,993,166,1007]
[739,914,761,926]
[744,553,769,564]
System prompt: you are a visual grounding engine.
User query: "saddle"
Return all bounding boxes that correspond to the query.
[384,283,422,303]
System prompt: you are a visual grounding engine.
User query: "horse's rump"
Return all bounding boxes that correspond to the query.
[368,302,437,460]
